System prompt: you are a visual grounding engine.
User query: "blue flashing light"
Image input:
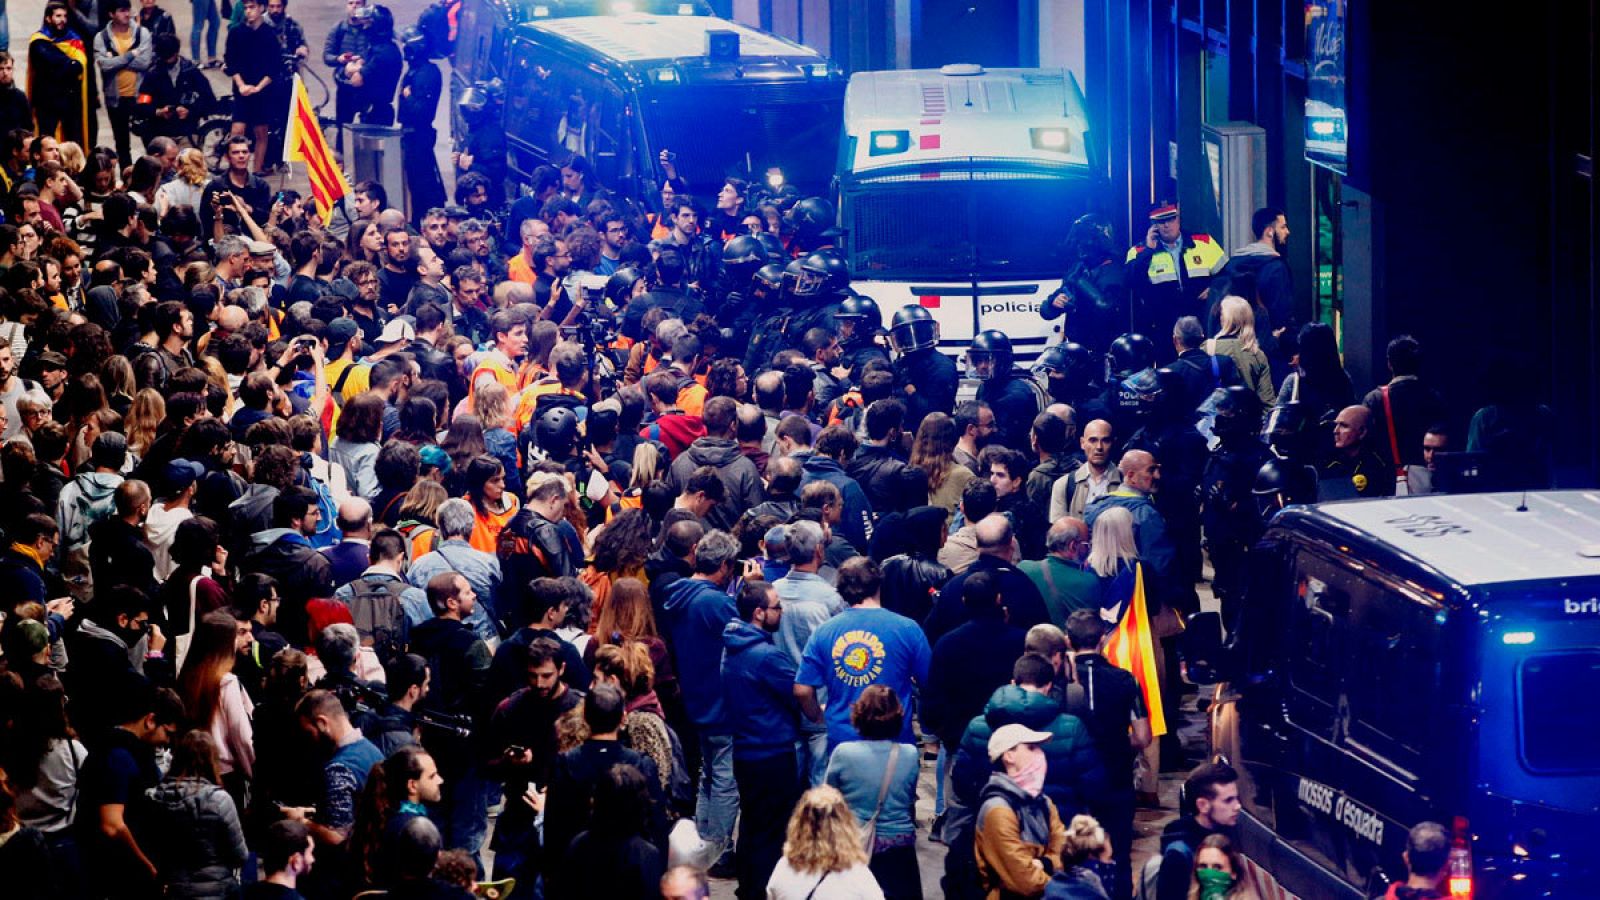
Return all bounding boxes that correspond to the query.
[1029,127,1072,152]
[1502,631,1537,646]
[651,67,680,84]
[869,130,910,156]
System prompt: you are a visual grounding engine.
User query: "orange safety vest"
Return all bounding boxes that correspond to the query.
[470,496,520,555]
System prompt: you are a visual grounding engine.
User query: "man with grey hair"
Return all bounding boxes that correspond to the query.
[1170,314,1238,413]
[926,514,1050,644]
[1020,517,1102,628]
[659,529,744,868]
[407,498,502,643]
[313,622,378,720]
[213,234,250,289]
[772,519,842,786]
[323,496,374,589]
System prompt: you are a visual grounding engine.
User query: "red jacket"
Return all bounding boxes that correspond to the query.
[641,411,705,460]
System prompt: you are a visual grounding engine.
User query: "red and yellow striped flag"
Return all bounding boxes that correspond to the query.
[283,74,350,225]
[1102,563,1168,737]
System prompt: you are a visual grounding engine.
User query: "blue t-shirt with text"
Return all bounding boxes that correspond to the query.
[796,606,932,746]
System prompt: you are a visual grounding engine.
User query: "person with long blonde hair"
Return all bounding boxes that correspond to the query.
[767,786,883,898]
[176,610,255,792]
[473,380,522,498]
[1085,505,1140,624]
[910,412,974,514]
[1208,297,1275,405]
[124,388,165,458]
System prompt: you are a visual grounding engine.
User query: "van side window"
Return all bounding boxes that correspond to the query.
[1344,580,1442,762]
[1289,559,1349,710]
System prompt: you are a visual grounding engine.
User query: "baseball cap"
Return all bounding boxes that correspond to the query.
[163,458,206,495]
[36,351,68,370]
[988,723,1053,763]
[376,317,416,345]
[327,317,360,346]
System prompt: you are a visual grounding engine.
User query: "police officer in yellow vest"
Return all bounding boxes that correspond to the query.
[1125,200,1226,357]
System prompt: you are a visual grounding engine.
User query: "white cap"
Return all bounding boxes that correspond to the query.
[987,723,1052,762]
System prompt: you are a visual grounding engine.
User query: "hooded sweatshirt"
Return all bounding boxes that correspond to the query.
[57,471,123,555]
[660,576,736,729]
[799,454,875,552]
[665,436,765,531]
[640,409,706,461]
[720,618,801,760]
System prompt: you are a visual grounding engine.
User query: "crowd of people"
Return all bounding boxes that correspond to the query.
[0,3,1552,900]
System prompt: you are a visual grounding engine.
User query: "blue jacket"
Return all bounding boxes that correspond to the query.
[1083,490,1174,579]
[720,619,801,760]
[661,576,737,730]
[799,454,875,552]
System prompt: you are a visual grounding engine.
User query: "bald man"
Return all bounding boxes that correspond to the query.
[1082,449,1176,580]
[1318,405,1394,500]
[1050,418,1123,521]
[1020,517,1102,627]
[322,496,375,589]
[925,513,1051,644]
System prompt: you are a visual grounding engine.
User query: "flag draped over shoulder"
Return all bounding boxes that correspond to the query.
[283,74,349,225]
[1102,563,1168,737]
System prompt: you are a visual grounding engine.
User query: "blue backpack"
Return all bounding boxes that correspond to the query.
[301,460,342,550]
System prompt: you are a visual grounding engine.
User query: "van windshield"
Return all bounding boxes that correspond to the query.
[1520,650,1600,773]
[844,169,1091,281]
[643,85,842,197]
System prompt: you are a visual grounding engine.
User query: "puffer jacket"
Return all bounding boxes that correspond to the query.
[846,443,920,516]
[954,685,1109,821]
[975,772,1068,900]
[879,552,951,625]
[664,436,765,531]
[143,778,248,900]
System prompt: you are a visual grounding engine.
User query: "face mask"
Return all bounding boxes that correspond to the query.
[1011,750,1047,797]
[1197,867,1234,900]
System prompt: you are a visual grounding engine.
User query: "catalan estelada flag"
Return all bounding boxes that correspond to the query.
[283,74,350,225]
[1102,563,1168,737]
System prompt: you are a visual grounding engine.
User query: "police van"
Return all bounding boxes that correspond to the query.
[837,65,1104,368]
[1209,491,1600,899]
[452,4,845,206]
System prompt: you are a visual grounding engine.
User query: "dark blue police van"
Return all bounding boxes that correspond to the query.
[1210,491,1600,898]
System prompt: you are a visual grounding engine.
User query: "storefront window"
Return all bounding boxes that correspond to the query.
[1312,166,1343,331]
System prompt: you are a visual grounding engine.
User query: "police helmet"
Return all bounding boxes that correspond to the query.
[1146,366,1187,419]
[780,258,805,298]
[835,294,881,323]
[721,235,764,267]
[535,406,579,456]
[1252,456,1317,519]
[968,330,1014,380]
[752,232,786,265]
[457,79,503,118]
[794,248,850,299]
[1106,333,1156,381]
[604,267,645,307]
[1066,212,1117,262]
[788,197,835,239]
[1033,341,1097,383]
[399,26,428,58]
[889,305,939,354]
[753,263,785,293]
[1212,385,1262,440]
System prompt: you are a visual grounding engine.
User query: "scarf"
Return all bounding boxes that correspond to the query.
[1197,867,1234,900]
[1012,752,1047,798]
[10,541,46,569]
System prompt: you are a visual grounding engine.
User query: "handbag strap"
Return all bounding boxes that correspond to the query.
[1380,386,1405,476]
[865,743,901,831]
[804,872,830,900]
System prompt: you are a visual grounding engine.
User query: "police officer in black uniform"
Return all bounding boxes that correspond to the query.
[968,330,1045,453]
[1103,332,1159,443]
[455,80,508,211]
[743,259,803,373]
[786,196,837,257]
[714,234,766,325]
[397,28,445,226]
[832,294,891,385]
[1041,213,1130,353]
[888,305,957,434]
[784,248,851,345]
[1126,368,1208,615]
[1032,341,1109,421]
[1200,386,1273,628]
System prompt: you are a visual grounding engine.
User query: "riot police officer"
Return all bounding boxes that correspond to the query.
[889,305,958,433]
[1032,341,1109,422]
[743,259,803,373]
[1125,201,1226,356]
[455,79,508,210]
[1103,332,1159,441]
[397,28,445,226]
[785,248,851,341]
[1126,367,1207,616]
[1041,213,1129,353]
[717,235,768,349]
[786,196,837,257]
[1200,386,1273,627]
[969,330,1045,453]
[832,294,891,385]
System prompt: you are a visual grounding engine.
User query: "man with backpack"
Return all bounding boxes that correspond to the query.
[333,528,426,661]
[1152,763,1241,900]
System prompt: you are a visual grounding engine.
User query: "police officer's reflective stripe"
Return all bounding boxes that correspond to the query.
[1148,266,1180,285]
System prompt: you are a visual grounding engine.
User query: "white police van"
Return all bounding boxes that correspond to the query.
[837,65,1104,369]
[1210,491,1600,899]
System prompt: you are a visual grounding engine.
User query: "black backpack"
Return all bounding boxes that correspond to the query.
[343,575,410,665]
